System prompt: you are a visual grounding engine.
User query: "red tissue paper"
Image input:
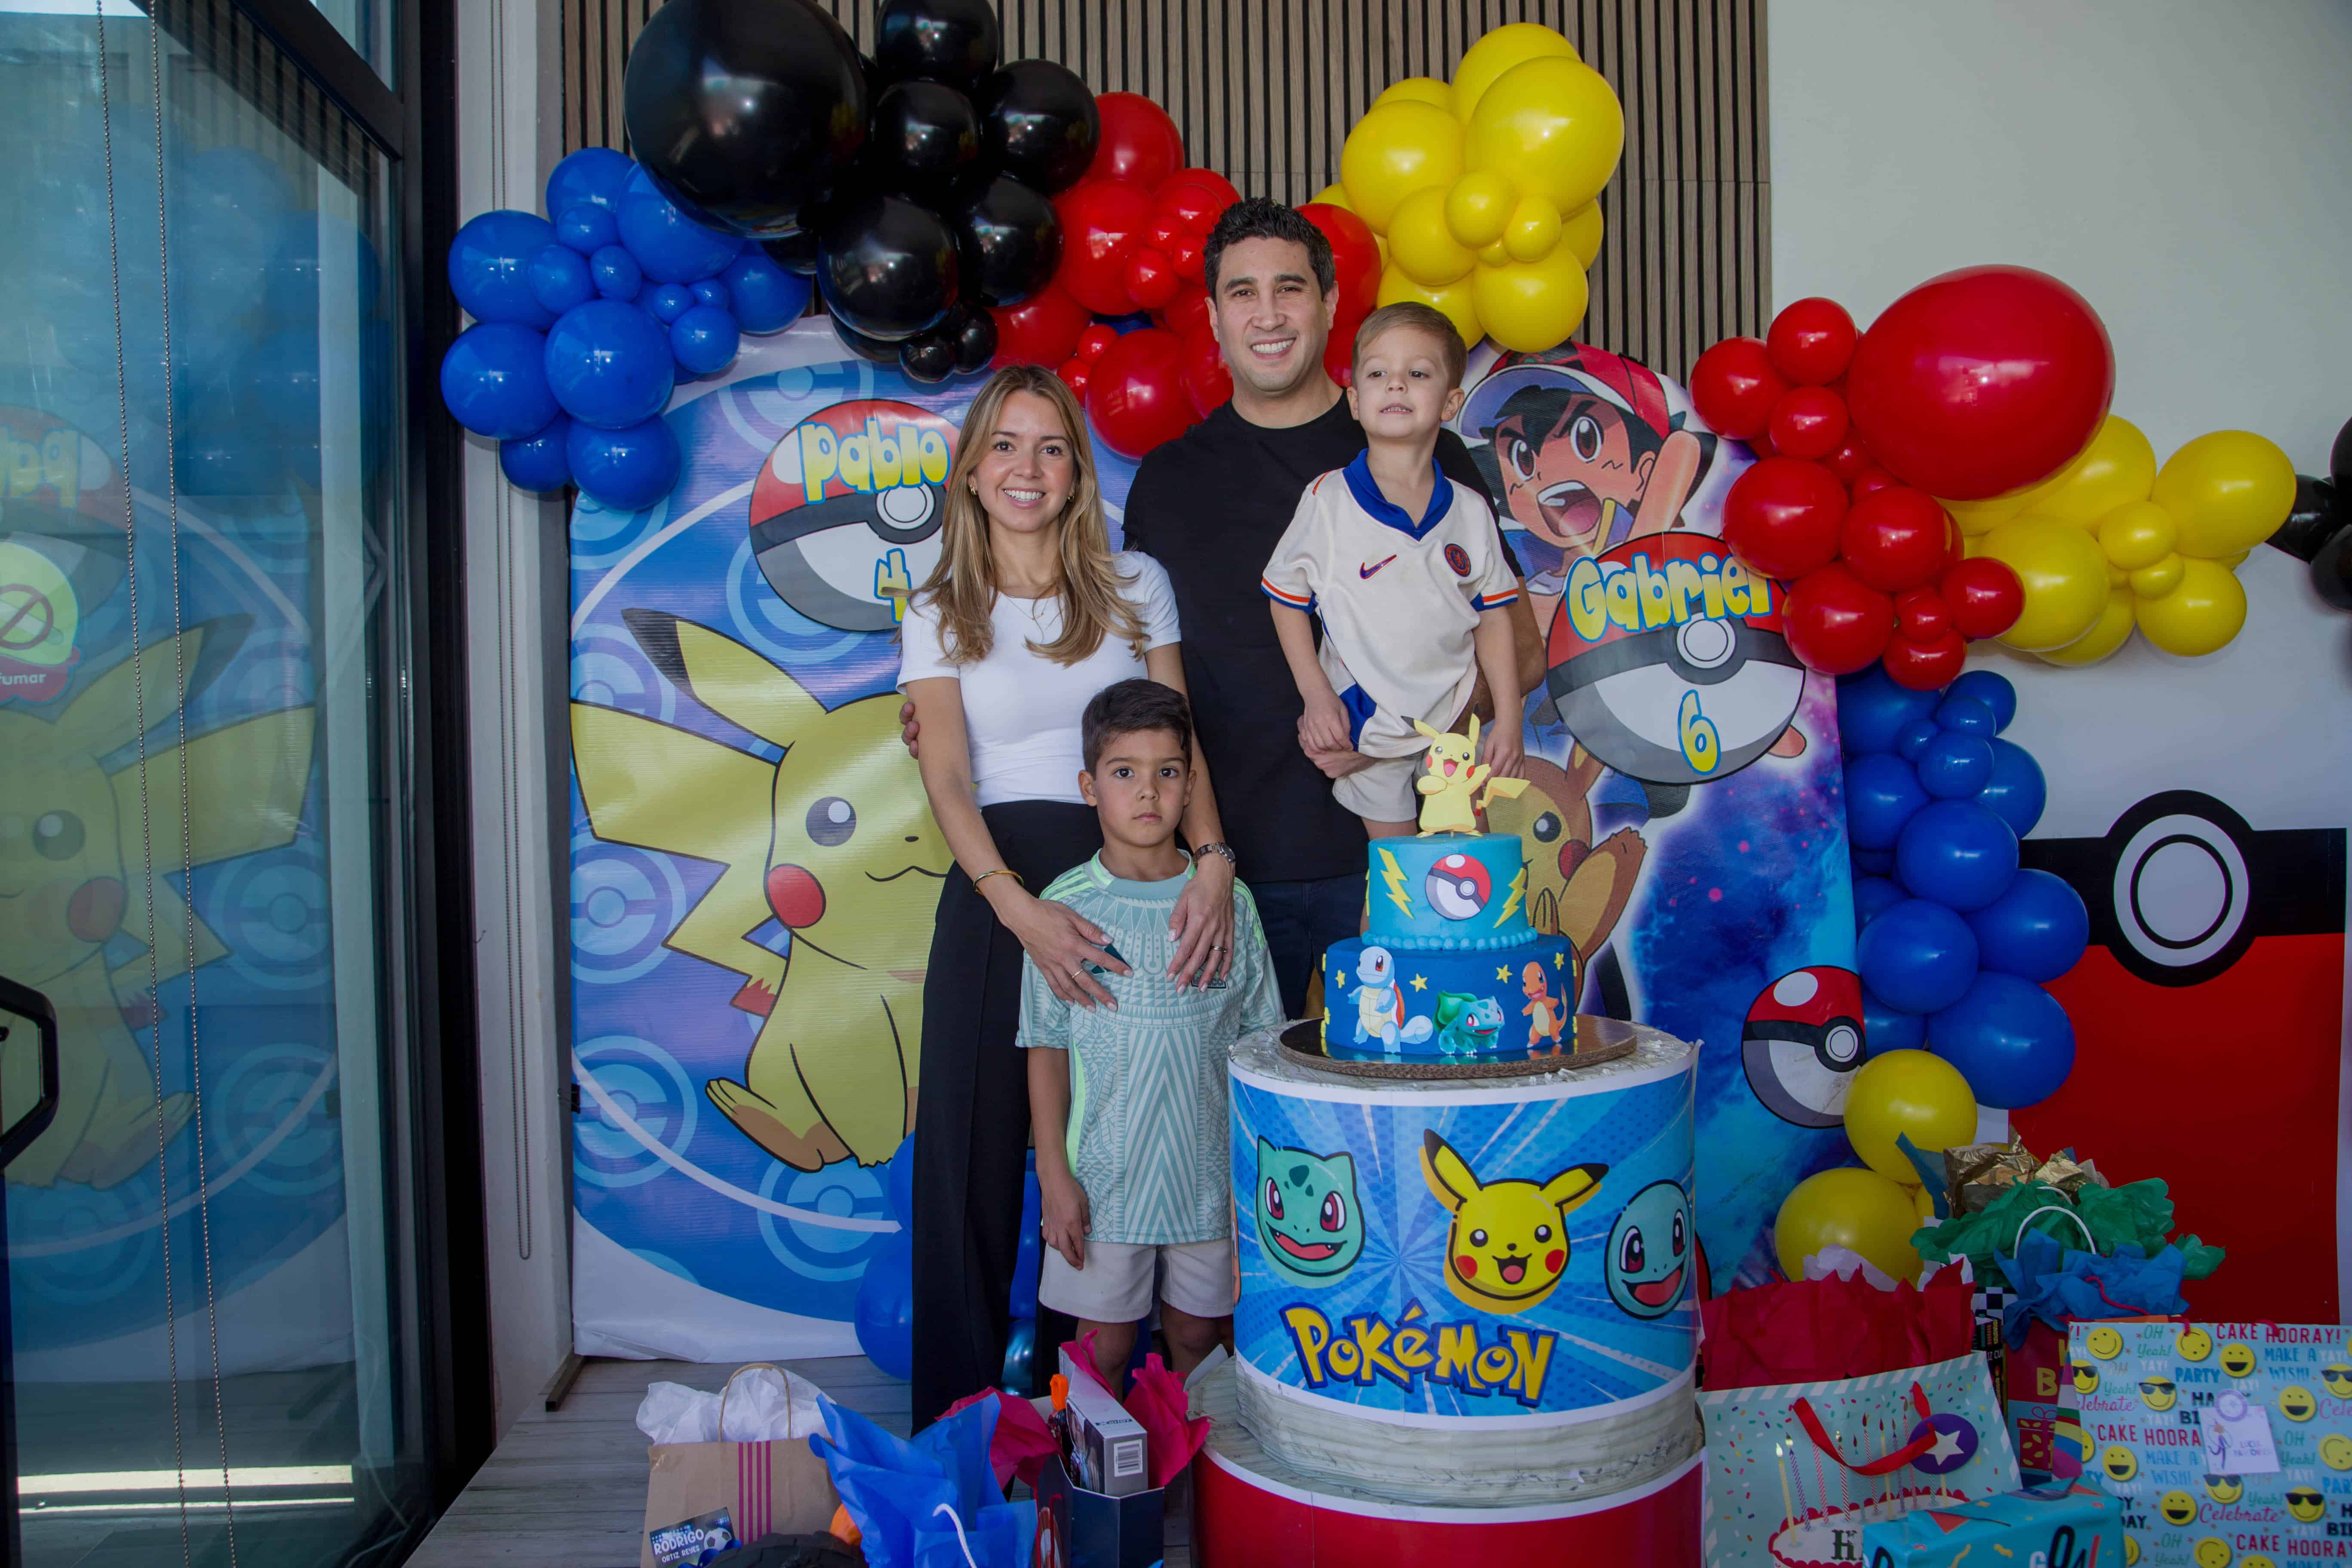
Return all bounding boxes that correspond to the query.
[939,1387,1060,1492]
[1061,1332,1212,1489]
[1700,1271,1975,1391]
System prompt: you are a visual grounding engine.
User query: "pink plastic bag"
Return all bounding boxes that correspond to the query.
[939,1387,1060,1492]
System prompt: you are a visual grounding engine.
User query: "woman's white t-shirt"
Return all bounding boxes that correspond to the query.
[898,551,1182,807]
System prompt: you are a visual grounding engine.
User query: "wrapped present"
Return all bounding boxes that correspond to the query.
[1857,1482,2121,1567]
[1700,1269,1975,1391]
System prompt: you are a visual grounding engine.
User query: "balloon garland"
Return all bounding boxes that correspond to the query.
[2279,416,2352,612]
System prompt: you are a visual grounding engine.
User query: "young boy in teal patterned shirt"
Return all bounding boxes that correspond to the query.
[1022,680,1284,1386]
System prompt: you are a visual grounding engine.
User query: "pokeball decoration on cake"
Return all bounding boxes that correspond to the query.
[748,397,957,632]
[1427,852,1493,920]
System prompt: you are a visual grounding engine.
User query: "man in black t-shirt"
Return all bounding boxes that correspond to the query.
[1118,201,1541,1019]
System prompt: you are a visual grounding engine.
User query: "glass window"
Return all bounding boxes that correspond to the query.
[0,0,428,1562]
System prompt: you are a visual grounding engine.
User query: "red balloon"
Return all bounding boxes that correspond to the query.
[1768,386,1849,462]
[1822,433,1874,483]
[1179,321,1232,416]
[1849,466,1899,503]
[1169,238,1205,282]
[1689,337,1787,441]
[1085,92,1185,190]
[1881,628,1968,690]
[1057,357,1091,397]
[1744,428,1776,461]
[1782,563,1893,675]
[1054,179,1156,315]
[1840,486,1952,594]
[1767,297,1858,386]
[1157,167,1240,220]
[1721,457,1849,579]
[1075,323,1118,361]
[1941,556,2025,639]
[1086,327,1198,457]
[1301,202,1381,322]
[1125,245,1181,309]
[991,285,1090,367]
[1154,282,1212,340]
[1893,586,1951,643]
[1846,265,2116,500]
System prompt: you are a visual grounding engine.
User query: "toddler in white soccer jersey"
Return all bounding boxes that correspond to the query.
[1261,303,1525,837]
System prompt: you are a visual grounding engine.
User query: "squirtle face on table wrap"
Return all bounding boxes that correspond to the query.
[1254,1138,1365,1288]
[1605,1178,1693,1319]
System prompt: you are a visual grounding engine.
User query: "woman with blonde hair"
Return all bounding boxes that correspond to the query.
[900,364,1239,1426]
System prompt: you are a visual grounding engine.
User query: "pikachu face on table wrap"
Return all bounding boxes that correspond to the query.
[1412,713,1528,836]
[1419,1128,1607,1315]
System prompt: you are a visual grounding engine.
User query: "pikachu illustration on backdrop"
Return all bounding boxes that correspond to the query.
[571,610,950,1170]
[1,618,314,1188]
[1480,745,1646,1011]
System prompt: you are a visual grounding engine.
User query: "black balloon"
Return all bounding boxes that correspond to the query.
[954,175,1061,306]
[817,193,961,341]
[899,328,958,384]
[951,308,998,374]
[2274,475,2342,562]
[761,228,820,276]
[876,0,1000,91]
[832,317,904,366]
[2313,526,2352,612]
[870,81,982,198]
[974,61,1100,194]
[2333,415,2352,490]
[623,0,865,238]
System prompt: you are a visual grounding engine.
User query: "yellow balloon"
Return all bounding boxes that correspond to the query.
[1445,170,1516,248]
[1843,1050,1979,1183]
[1340,100,1464,234]
[1387,185,1476,286]
[1561,201,1604,268]
[1911,1184,1937,1225]
[1470,250,1591,352]
[1504,194,1562,262]
[1449,22,1579,124]
[2037,588,2137,667]
[1309,181,1352,211]
[2129,553,2185,599]
[1981,521,2112,651]
[1945,493,2034,536]
[1374,76,1454,113]
[2095,499,2178,571]
[1376,265,1482,349]
[1464,57,1624,215]
[2020,416,2158,526]
[2150,430,2297,558]
[2135,556,2247,655]
[1775,1167,1924,1285]
[1478,239,1512,268]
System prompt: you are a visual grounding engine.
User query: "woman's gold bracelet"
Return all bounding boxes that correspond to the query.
[971,867,1024,892]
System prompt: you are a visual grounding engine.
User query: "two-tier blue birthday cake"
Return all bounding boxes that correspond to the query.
[1320,833,1582,1062]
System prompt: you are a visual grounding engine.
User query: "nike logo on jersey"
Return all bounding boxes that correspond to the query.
[1359,554,1398,579]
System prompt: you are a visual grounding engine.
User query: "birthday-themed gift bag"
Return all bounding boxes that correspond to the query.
[1698,1353,2021,1568]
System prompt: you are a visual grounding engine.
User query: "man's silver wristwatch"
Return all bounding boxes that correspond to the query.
[1194,841,1237,870]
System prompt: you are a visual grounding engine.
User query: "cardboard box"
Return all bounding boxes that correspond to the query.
[1032,1450,1162,1568]
[1056,1348,1150,1497]
[1856,1482,2122,1568]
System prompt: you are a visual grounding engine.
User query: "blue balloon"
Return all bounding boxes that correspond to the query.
[1857,898,1980,1014]
[1916,732,1995,800]
[1894,718,1941,761]
[1976,738,2048,838]
[1836,662,1942,756]
[884,1139,917,1229]
[646,284,695,324]
[499,414,573,491]
[1001,1318,1037,1392]
[692,279,731,311]
[545,147,637,218]
[1862,986,1927,1053]
[618,188,742,284]
[590,244,643,301]
[1895,799,2020,913]
[557,202,620,255]
[448,209,558,327]
[1933,694,1999,738]
[543,300,674,429]
[567,414,680,511]
[1945,671,2018,732]
[722,249,812,333]
[1853,846,1896,876]
[1929,972,2075,1109]
[669,304,741,376]
[527,243,594,317]
[1854,874,1907,931]
[440,321,557,439]
[853,1240,916,1382]
[1011,1155,1042,1320]
[1845,752,1930,851]
[1967,869,2089,983]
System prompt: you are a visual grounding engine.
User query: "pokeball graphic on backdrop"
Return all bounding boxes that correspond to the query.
[1544,531,1805,786]
[749,398,957,633]
[1741,965,1866,1128]
[1426,853,1491,920]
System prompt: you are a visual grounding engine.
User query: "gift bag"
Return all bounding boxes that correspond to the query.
[641,1366,841,1568]
[1698,1353,2019,1568]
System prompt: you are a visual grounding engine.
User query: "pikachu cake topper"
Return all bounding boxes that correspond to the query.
[1412,713,1529,836]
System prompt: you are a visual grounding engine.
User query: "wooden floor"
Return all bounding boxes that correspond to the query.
[406,1355,1193,1567]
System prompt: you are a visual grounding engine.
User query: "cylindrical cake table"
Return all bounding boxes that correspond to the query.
[1201,1017,1701,1565]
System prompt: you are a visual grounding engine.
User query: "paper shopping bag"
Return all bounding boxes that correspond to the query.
[1697,1352,2019,1568]
[640,1365,840,1568]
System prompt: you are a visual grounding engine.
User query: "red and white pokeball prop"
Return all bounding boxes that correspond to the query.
[1740,965,1866,1129]
[1427,854,1492,921]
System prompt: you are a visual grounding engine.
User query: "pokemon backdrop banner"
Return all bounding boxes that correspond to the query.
[0,398,349,1382]
[568,327,1855,1360]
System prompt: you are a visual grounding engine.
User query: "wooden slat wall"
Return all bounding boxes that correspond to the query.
[563,0,1768,379]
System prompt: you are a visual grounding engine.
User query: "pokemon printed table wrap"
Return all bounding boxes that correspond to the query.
[1227,1020,1699,1506]
[2070,1319,2352,1568]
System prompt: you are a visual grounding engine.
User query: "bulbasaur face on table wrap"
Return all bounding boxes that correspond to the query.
[1228,1025,1697,1433]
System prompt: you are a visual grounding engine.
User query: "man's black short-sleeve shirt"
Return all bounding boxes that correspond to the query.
[1121,394,1515,884]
